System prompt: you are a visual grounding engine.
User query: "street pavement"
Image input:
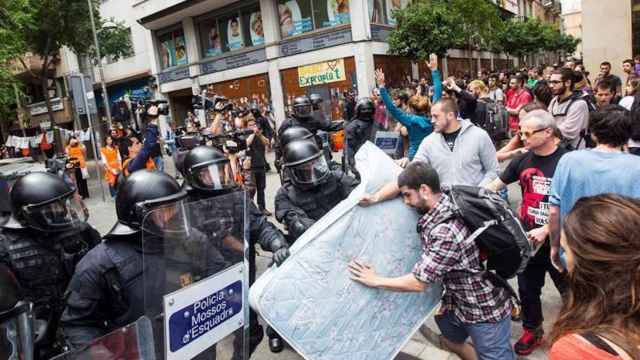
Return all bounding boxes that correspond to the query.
[82,152,561,360]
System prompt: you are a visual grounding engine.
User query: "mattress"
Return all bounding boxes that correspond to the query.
[250,142,443,360]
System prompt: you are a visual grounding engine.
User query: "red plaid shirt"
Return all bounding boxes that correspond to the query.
[412,194,511,323]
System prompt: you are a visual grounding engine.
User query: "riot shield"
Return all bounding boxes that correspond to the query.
[51,317,155,360]
[0,301,34,360]
[141,192,249,360]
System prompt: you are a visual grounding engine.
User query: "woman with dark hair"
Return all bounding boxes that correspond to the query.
[532,80,553,108]
[100,135,122,197]
[549,194,640,359]
[65,136,89,199]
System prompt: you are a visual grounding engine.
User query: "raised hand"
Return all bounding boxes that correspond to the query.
[375,69,386,87]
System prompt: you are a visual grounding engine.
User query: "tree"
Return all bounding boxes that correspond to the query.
[498,18,547,65]
[387,1,460,60]
[0,0,32,128]
[9,0,132,127]
[444,0,504,73]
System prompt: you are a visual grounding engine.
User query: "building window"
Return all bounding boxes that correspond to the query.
[278,0,353,38]
[197,4,263,59]
[633,0,640,57]
[157,28,188,69]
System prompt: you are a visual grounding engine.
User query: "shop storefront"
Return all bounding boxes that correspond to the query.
[167,88,194,125]
[280,57,356,121]
[204,73,271,107]
[374,55,413,88]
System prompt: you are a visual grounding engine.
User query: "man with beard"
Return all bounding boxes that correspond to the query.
[486,110,568,356]
[548,68,590,150]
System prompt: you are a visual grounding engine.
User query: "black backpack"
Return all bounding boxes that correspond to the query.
[480,98,509,144]
[440,186,532,282]
[552,92,597,150]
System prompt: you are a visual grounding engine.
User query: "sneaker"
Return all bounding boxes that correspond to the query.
[514,327,544,356]
[419,325,445,351]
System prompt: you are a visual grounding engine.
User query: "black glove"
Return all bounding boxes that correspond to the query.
[270,239,290,266]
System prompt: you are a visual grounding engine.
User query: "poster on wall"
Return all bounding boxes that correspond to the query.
[326,0,351,26]
[206,24,223,57]
[226,16,245,50]
[249,12,265,46]
[298,59,346,87]
[174,33,187,65]
[386,0,409,25]
[160,37,174,69]
[369,0,384,24]
[279,0,312,37]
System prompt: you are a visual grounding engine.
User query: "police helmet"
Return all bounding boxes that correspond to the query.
[282,139,330,188]
[292,96,313,119]
[309,94,323,110]
[280,126,314,150]
[0,264,20,312]
[182,146,237,195]
[249,103,262,118]
[107,170,187,237]
[8,172,87,232]
[355,97,375,121]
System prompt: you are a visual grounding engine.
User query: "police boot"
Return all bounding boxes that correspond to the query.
[266,326,284,353]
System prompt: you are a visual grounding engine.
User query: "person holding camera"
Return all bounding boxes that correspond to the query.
[121,105,159,178]
[247,116,271,216]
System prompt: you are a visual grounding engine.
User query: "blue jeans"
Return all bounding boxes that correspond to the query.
[435,311,515,360]
[153,156,164,172]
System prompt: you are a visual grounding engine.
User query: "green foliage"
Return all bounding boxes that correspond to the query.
[92,18,134,61]
[387,1,459,59]
[445,0,504,52]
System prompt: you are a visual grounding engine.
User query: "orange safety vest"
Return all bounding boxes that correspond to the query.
[101,146,122,186]
[122,157,155,178]
[66,145,86,169]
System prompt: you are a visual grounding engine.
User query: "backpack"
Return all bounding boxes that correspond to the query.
[553,92,597,150]
[474,98,509,144]
[441,186,532,283]
[628,91,640,142]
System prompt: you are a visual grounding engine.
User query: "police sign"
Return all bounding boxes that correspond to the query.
[164,263,245,360]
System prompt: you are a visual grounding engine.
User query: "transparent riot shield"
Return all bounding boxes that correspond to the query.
[141,192,249,360]
[51,316,155,360]
[0,302,34,360]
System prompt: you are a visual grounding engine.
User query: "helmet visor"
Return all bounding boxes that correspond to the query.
[294,104,312,118]
[142,200,190,236]
[23,196,87,232]
[193,163,236,190]
[289,155,329,186]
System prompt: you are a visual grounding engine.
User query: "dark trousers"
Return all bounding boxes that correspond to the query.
[253,170,266,210]
[74,167,90,199]
[518,241,567,330]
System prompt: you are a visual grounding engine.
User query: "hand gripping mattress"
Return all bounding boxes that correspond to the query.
[250,142,443,360]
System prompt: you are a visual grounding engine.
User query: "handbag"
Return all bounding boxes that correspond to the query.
[81,167,90,179]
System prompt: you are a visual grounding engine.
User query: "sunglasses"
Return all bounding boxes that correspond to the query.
[519,128,548,138]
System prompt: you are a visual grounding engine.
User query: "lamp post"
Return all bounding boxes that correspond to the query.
[87,0,113,128]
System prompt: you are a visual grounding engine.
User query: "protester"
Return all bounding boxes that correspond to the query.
[100,136,122,198]
[247,116,271,216]
[376,54,442,160]
[594,61,622,95]
[486,110,568,355]
[594,78,617,109]
[548,194,640,360]
[618,76,639,110]
[442,77,478,123]
[622,58,635,92]
[505,74,533,134]
[371,89,389,131]
[548,68,590,149]
[65,136,89,199]
[548,105,640,271]
[488,74,505,104]
[352,161,515,360]
[121,109,159,177]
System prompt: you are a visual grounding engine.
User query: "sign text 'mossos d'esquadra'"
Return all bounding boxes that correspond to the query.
[168,280,242,353]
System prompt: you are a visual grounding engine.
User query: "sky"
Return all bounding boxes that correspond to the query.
[561,0,581,14]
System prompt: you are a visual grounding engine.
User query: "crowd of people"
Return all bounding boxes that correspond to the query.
[1,53,640,360]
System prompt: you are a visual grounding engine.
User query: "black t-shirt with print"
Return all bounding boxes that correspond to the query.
[443,127,461,151]
[499,146,568,230]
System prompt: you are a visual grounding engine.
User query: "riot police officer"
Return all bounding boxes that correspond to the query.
[345,97,376,178]
[181,145,289,356]
[60,170,189,348]
[0,172,101,359]
[274,139,358,241]
[275,126,314,184]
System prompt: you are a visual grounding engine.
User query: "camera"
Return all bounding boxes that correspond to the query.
[192,94,233,113]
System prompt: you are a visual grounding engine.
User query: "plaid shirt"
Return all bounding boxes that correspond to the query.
[412,194,511,324]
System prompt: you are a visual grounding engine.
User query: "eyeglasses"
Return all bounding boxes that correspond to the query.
[519,128,548,138]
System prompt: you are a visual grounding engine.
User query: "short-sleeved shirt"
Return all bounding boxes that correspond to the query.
[500,147,567,230]
[550,149,640,220]
[506,89,533,131]
[412,194,511,324]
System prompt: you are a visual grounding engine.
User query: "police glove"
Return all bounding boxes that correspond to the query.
[271,240,290,266]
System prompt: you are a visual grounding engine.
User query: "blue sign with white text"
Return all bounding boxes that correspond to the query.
[168,280,243,352]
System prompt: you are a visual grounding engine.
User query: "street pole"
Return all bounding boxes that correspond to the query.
[80,76,106,202]
[87,0,113,129]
